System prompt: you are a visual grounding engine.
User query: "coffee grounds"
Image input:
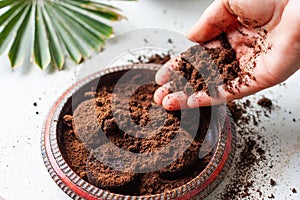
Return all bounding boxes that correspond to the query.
[86,149,137,194]
[170,33,252,97]
[270,179,276,186]
[61,55,216,195]
[291,188,297,193]
[268,193,275,198]
[258,97,273,108]
[170,30,275,199]
[146,54,171,65]
[64,77,212,195]
[61,122,89,181]
[132,54,172,65]
[214,98,277,200]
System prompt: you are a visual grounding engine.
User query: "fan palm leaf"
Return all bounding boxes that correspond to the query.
[0,0,133,70]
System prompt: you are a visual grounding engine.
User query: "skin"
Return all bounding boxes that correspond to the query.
[154,0,300,110]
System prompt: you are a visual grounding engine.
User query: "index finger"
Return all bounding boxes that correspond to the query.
[155,56,181,85]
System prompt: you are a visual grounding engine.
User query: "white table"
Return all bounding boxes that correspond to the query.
[0,1,299,199]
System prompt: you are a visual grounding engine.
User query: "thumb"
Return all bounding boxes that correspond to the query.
[226,0,277,28]
[188,0,279,43]
[187,0,235,43]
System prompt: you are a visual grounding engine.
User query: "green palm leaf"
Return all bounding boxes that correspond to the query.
[34,3,51,69]
[8,4,33,67]
[0,0,133,70]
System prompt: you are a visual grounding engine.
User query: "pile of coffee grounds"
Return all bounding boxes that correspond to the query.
[61,56,216,195]
[169,33,252,97]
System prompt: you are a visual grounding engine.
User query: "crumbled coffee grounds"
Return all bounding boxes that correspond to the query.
[270,179,276,186]
[268,193,275,198]
[61,128,89,181]
[61,55,216,195]
[86,148,137,194]
[170,33,252,97]
[217,99,272,200]
[63,74,213,195]
[291,188,297,193]
[146,54,171,64]
[258,97,273,108]
[133,54,171,65]
[63,115,72,128]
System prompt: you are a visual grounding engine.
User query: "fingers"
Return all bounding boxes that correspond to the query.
[187,82,258,108]
[156,54,284,109]
[154,82,189,110]
[186,54,284,108]
[155,56,181,85]
[187,91,223,108]
[187,0,235,43]
[154,82,174,105]
[162,91,189,110]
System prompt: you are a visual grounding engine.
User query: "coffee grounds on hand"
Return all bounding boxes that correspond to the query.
[169,33,253,97]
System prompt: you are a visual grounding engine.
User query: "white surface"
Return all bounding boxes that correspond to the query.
[0,1,299,200]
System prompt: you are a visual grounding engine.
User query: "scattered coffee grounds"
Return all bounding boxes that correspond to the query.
[60,56,217,196]
[169,33,252,97]
[268,193,275,199]
[270,179,276,186]
[291,188,297,193]
[258,97,273,108]
[214,99,272,200]
[175,30,276,199]
[146,54,171,65]
[131,54,171,65]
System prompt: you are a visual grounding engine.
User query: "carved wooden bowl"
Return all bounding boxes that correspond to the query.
[41,64,236,200]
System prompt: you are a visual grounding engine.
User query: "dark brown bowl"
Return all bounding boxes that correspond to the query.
[41,64,236,200]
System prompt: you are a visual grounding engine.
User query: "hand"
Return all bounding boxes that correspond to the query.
[154,0,300,110]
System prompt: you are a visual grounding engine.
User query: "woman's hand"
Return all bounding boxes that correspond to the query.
[154,0,300,110]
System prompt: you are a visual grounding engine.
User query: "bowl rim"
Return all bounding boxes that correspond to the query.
[41,64,236,200]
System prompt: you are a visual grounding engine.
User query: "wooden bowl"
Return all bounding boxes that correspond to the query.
[41,64,236,200]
